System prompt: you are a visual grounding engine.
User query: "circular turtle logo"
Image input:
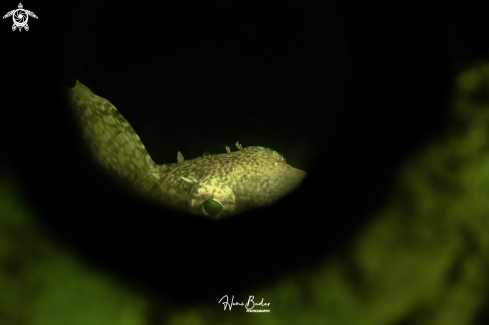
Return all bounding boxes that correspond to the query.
[3,3,38,32]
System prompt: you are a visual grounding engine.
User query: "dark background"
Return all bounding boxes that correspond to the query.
[2,0,488,313]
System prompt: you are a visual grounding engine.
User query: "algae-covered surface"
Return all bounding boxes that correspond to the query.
[1,63,489,324]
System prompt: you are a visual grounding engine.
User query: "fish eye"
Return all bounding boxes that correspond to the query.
[202,199,223,217]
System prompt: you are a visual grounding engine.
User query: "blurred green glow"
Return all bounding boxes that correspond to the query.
[458,69,482,91]
[0,165,148,325]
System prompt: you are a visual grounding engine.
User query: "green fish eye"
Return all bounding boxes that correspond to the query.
[202,199,223,217]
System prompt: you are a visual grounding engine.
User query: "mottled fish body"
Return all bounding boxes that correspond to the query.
[67,81,306,218]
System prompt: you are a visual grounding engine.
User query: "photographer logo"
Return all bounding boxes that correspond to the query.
[3,3,38,32]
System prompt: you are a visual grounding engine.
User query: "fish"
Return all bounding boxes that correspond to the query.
[66,81,306,219]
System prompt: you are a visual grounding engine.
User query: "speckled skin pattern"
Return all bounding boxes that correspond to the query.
[67,81,307,218]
